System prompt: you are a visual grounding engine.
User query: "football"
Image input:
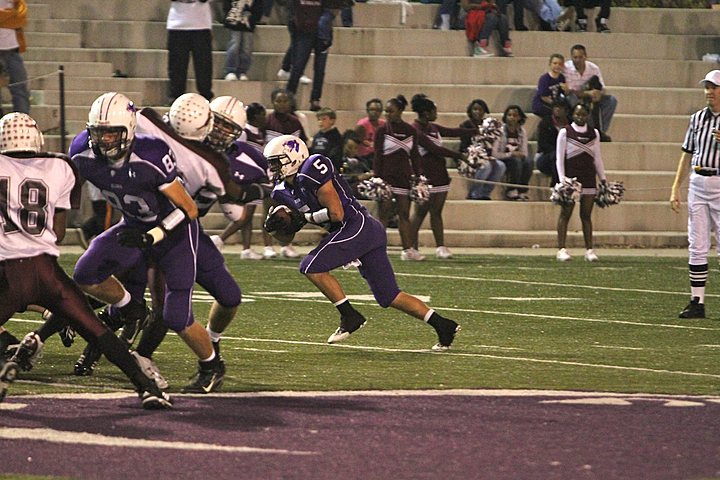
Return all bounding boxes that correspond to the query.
[264,205,306,235]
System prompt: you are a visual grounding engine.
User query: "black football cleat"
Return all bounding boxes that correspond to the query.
[74,343,102,376]
[181,360,224,394]
[679,298,705,319]
[327,311,367,344]
[9,332,44,371]
[119,300,151,346]
[140,383,173,410]
[431,317,461,351]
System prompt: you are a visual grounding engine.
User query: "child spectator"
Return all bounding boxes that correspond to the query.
[309,107,343,170]
[532,53,569,118]
[493,105,531,201]
[222,0,263,81]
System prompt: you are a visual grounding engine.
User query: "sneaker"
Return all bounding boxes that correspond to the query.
[518,193,530,201]
[241,248,263,260]
[576,18,588,32]
[140,385,173,410]
[224,72,238,81]
[436,246,453,259]
[431,317,460,351]
[505,189,519,200]
[502,41,513,57]
[473,43,494,58]
[300,75,312,85]
[596,18,611,33]
[9,332,43,371]
[679,297,705,319]
[131,351,169,391]
[181,360,224,393]
[584,249,599,262]
[74,342,102,376]
[281,245,300,258]
[277,69,291,80]
[263,246,278,259]
[327,311,367,344]
[0,361,18,403]
[556,248,571,262]
[309,100,322,112]
[401,248,426,261]
[210,235,224,251]
[239,73,249,81]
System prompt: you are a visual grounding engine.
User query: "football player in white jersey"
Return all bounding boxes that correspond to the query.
[0,112,171,408]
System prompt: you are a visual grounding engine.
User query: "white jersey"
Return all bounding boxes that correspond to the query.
[136,112,226,214]
[0,154,76,260]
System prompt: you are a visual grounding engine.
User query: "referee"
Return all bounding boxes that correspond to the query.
[670,70,720,319]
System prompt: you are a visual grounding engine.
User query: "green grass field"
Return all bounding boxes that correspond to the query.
[6,253,720,398]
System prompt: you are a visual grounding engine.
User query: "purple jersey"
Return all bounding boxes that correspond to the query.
[227,140,269,185]
[70,131,179,229]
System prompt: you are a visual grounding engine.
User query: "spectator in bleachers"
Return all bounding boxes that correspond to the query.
[355,98,385,165]
[531,53,569,118]
[0,0,29,114]
[493,105,531,201]
[309,107,343,170]
[497,0,528,31]
[166,0,213,105]
[564,44,617,142]
[462,0,512,58]
[222,0,263,82]
[573,0,610,33]
[340,129,372,196]
[459,99,507,200]
[535,97,570,185]
[374,94,425,261]
[243,102,267,154]
[410,94,475,259]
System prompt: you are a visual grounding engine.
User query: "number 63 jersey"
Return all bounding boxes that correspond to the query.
[0,153,81,260]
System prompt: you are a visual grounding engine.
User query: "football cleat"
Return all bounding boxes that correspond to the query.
[74,342,102,376]
[1,331,20,360]
[327,311,367,344]
[0,361,18,403]
[119,300,151,346]
[9,332,44,371]
[140,386,173,410]
[679,298,705,319]
[181,360,225,394]
[431,317,461,351]
[58,326,76,348]
[131,351,169,391]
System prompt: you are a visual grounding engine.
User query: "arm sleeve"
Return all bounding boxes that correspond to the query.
[555,128,567,180]
[592,130,606,181]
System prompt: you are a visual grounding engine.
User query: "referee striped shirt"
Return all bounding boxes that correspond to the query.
[682,107,720,169]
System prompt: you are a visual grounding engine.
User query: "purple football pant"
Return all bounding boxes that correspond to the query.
[196,229,241,308]
[300,213,401,307]
[73,220,200,332]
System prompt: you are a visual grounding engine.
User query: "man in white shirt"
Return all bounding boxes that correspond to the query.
[167,0,214,105]
[563,44,617,141]
[0,0,29,114]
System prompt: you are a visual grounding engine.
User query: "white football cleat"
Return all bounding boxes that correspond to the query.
[436,246,453,259]
[281,245,300,258]
[241,248,263,260]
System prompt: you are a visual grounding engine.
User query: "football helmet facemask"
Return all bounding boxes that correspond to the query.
[0,112,44,154]
[87,92,137,165]
[207,96,246,152]
[168,93,214,142]
[263,134,309,181]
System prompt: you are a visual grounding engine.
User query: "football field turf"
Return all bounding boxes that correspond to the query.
[5,251,720,397]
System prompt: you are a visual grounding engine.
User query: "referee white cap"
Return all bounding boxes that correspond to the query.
[700,70,720,87]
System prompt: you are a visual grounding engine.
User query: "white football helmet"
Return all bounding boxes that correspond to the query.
[0,112,44,154]
[264,134,309,181]
[168,93,214,142]
[87,92,137,164]
[207,95,246,151]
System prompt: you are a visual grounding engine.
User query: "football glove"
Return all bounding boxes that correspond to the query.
[263,205,307,235]
[117,229,153,248]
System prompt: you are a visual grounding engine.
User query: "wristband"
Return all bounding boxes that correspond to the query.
[304,208,330,224]
[147,227,166,245]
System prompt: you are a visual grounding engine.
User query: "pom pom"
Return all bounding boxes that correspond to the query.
[410,175,431,205]
[594,180,625,208]
[357,177,393,201]
[550,177,582,205]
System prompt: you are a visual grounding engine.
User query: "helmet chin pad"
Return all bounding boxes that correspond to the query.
[88,125,130,163]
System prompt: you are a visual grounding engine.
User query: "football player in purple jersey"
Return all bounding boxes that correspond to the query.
[263,135,461,350]
[0,112,171,408]
[68,92,224,393]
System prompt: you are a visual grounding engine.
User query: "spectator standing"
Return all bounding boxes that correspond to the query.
[374,95,425,261]
[459,99,506,200]
[222,0,263,82]
[355,98,385,165]
[309,107,343,170]
[670,70,720,319]
[0,0,29,114]
[531,53,569,118]
[564,44,617,141]
[555,103,607,262]
[535,97,570,185]
[166,0,214,104]
[410,94,475,259]
[493,105,531,201]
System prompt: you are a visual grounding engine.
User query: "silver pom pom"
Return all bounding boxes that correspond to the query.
[594,180,625,208]
[550,177,582,205]
[357,176,393,201]
[410,175,431,205]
